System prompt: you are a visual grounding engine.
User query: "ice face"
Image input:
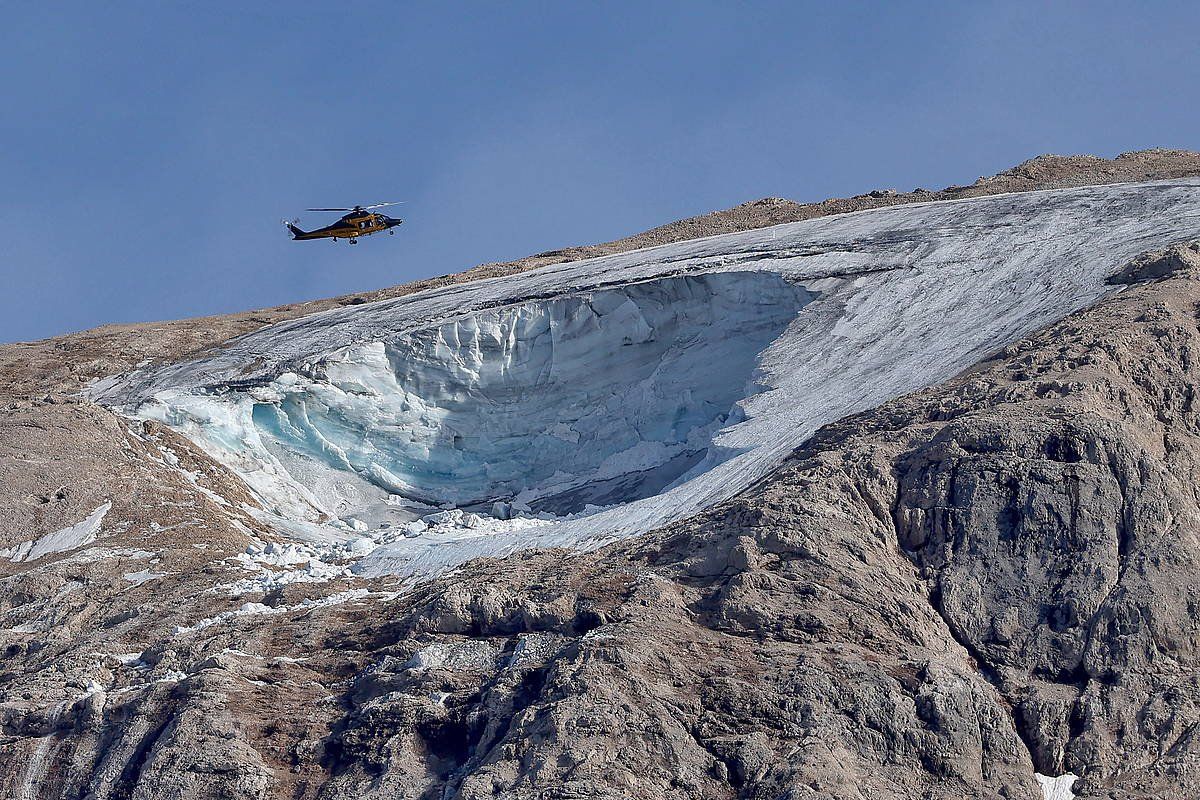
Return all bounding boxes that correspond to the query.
[260,271,808,512]
[142,272,809,520]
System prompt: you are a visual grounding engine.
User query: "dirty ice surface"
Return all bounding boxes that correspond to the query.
[95,179,1200,579]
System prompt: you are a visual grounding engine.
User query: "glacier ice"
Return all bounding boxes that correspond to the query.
[95,178,1200,579]
[249,272,809,513]
[137,272,809,523]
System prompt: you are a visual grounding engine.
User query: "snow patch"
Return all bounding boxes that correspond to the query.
[2,502,112,563]
[1036,773,1078,800]
[172,589,398,636]
[123,569,168,585]
[215,508,554,596]
[115,653,147,667]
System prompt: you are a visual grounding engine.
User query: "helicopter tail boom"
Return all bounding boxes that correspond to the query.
[284,221,311,239]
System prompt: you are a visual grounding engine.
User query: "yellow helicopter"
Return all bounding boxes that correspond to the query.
[284,202,403,244]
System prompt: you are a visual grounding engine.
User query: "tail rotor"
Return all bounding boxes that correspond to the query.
[282,218,305,239]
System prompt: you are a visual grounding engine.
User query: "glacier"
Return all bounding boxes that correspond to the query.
[94,179,1200,579]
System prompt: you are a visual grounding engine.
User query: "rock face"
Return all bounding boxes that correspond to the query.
[3,153,1200,799]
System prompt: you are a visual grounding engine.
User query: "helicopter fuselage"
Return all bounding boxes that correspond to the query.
[287,211,403,242]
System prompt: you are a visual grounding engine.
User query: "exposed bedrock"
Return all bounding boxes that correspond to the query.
[888,317,1200,794]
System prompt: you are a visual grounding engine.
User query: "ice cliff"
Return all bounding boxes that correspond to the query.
[142,272,808,521]
[94,179,1200,578]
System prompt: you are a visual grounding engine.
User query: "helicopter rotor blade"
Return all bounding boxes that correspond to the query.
[303,202,406,212]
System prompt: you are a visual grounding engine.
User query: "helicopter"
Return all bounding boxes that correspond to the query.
[283,202,403,244]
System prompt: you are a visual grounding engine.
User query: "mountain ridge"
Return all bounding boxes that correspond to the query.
[4,148,1200,401]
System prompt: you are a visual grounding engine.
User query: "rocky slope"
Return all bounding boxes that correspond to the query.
[2,152,1200,799]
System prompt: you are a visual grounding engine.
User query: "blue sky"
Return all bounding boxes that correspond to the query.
[2,2,1198,343]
